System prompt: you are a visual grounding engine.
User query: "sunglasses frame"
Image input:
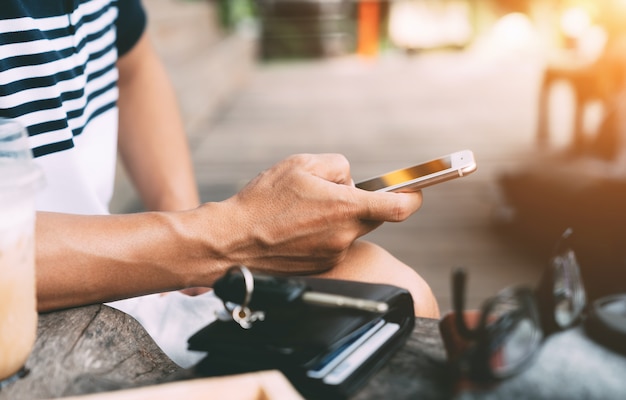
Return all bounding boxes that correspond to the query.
[451,228,587,382]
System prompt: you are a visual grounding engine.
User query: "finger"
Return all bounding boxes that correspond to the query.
[355,189,423,222]
[291,153,353,185]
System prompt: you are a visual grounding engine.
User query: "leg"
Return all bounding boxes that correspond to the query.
[314,240,440,318]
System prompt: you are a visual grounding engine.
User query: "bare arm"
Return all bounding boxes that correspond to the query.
[35,154,423,312]
[116,31,199,212]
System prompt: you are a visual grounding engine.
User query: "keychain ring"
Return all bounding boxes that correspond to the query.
[222,264,255,312]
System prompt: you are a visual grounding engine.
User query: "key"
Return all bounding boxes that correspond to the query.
[214,272,388,313]
[301,291,389,313]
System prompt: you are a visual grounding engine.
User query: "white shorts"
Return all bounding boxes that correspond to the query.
[107,290,225,368]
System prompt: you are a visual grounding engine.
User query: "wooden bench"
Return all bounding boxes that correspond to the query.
[3,304,626,399]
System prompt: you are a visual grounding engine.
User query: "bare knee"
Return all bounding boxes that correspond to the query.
[315,241,440,318]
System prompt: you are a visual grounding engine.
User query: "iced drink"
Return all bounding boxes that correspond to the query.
[0,119,44,381]
[0,198,37,379]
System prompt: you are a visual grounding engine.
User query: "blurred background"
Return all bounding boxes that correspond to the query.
[112,0,626,312]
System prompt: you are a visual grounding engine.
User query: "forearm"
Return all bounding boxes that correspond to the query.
[117,32,199,212]
[35,209,224,312]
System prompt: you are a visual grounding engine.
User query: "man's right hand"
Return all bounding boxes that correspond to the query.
[190,153,423,278]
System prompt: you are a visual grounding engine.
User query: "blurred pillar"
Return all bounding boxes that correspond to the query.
[357,1,380,56]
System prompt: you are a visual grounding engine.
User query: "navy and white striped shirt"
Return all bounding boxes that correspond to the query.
[0,0,146,214]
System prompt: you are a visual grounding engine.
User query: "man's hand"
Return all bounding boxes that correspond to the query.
[196,154,423,276]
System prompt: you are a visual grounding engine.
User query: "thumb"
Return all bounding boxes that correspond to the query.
[356,189,423,222]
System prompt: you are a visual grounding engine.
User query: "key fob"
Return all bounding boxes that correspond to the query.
[214,272,308,309]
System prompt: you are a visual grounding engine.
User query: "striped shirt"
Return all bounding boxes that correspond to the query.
[0,0,146,214]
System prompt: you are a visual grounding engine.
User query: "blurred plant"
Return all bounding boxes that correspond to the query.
[217,0,257,31]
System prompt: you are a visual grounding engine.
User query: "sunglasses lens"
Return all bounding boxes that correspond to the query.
[552,248,586,328]
[486,292,542,378]
[585,294,626,355]
[600,296,626,315]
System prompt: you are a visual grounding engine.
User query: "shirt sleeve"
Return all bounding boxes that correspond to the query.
[115,0,147,57]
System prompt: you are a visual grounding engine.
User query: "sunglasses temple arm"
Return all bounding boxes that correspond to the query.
[453,268,476,338]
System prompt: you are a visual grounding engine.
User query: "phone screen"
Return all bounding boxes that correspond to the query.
[355,156,451,192]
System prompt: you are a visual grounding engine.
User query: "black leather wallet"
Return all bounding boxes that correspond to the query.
[187,277,415,399]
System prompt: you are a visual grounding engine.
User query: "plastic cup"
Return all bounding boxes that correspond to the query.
[0,118,44,382]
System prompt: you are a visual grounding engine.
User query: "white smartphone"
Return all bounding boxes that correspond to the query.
[355,150,477,192]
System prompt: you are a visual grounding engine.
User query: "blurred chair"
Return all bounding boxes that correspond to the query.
[537,57,604,151]
[537,18,626,156]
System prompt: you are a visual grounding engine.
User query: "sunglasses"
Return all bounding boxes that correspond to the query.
[449,228,587,382]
